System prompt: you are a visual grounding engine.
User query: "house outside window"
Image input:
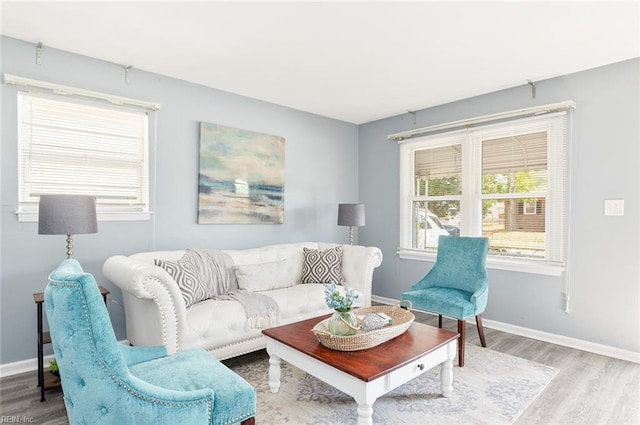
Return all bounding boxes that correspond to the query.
[16,91,152,222]
[399,112,568,276]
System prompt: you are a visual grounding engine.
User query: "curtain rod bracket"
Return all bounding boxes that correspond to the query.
[407,110,416,125]
[36,42,43,65]
[528,81,537,99]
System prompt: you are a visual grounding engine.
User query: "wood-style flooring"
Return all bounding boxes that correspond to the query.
[1,309,638,424]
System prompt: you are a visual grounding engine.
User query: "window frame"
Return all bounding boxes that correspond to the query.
[15,90,152,222]
[398,113,567,276]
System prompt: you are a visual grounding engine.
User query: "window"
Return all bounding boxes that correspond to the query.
[523,200,538,215]
[399,111,569,276]
[16,91,151,221]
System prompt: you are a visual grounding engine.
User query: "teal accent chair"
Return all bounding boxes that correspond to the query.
[401,236,489,367]
[44,259,256,425]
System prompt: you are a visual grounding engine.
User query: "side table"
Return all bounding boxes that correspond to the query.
[33,285,109,402]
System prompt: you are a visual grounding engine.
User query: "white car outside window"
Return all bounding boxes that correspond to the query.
[416,210,451,248]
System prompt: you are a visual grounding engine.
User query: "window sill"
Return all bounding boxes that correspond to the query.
[17,210,151,222]
[397,247,564,276]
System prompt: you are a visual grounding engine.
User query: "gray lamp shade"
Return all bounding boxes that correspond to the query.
[38,195,98,235]
[337,203,365,227]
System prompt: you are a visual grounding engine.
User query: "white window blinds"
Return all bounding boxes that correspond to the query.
[17,91,150,221]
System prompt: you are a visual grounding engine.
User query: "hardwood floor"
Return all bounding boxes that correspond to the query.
[1,310,638,424]
[0,368,67,424]
[412,312,640,425]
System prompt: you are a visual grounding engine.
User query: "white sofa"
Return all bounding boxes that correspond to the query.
[103,242,383,360]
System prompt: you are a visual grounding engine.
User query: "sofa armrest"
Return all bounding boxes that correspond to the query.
[327,244,383,307]
[103,255,169,299]
[103,255,188,354]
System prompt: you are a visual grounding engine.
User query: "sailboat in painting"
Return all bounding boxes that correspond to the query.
[234,179,250,197]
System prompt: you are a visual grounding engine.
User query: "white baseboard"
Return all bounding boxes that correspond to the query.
[0,353,56,378]
[372,295,640,364]
[0,339,130,378]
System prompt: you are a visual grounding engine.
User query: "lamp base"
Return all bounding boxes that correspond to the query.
[348,226,354,246]
[65,234,74,259]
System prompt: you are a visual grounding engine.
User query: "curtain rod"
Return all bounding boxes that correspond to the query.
[388,100,576,142]
[4,73,161,111]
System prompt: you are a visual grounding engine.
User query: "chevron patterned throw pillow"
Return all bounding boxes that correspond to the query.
[301,246,344,284]
[155,255,214,307]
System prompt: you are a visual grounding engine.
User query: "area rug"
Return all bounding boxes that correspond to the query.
[225,345,558,425]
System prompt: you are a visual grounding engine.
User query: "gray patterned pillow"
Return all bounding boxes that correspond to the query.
[155,255,214,307]
[301,246,344,284]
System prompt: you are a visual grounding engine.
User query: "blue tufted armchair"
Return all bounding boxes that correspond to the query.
[401,236,489,367]
[44,259,256,425]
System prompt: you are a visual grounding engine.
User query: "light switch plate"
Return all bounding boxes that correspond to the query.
[604,199,624,216]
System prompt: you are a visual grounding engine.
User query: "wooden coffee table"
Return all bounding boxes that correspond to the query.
[262,315,459,425]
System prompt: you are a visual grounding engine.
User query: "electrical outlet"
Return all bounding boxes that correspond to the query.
[604,199,624,216]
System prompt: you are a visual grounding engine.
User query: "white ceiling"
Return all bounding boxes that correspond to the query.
[1,1,639,124]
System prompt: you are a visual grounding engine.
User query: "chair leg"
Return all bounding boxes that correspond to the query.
[438,314,443,328]
[457,320,466,367]
[476,314,487,348]
[241,418,255,425]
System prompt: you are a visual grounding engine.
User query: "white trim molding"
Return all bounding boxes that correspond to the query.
[0,340,130,378]
[372,295,640,364]
[17,210,152,223]
[0,353,56,378]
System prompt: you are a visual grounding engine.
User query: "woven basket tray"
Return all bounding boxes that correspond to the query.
[311,302,415,351]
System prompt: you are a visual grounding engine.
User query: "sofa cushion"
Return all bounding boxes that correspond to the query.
[183,283,367,351]
[301,246,344,284]
[233,259,294,292]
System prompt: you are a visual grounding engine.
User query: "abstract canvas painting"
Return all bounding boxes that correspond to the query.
[198,122,285,224]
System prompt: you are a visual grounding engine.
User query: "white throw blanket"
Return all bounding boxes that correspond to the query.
[224,291,280,329]
[188,249,280,329]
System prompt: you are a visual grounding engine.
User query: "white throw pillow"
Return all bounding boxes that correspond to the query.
[233,259,294,292]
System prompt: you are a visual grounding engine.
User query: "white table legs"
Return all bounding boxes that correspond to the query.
[268,352,282,393]
[441,358,454,397]
[440,339,456,397]
[353,391,376,425]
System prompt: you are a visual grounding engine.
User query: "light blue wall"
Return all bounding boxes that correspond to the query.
[0,36,359,363]
[359,58,640,354]
[2,34,638,365]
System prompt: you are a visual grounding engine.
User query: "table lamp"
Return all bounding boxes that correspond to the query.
[337,203,365,245]
[38,195,98,259]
